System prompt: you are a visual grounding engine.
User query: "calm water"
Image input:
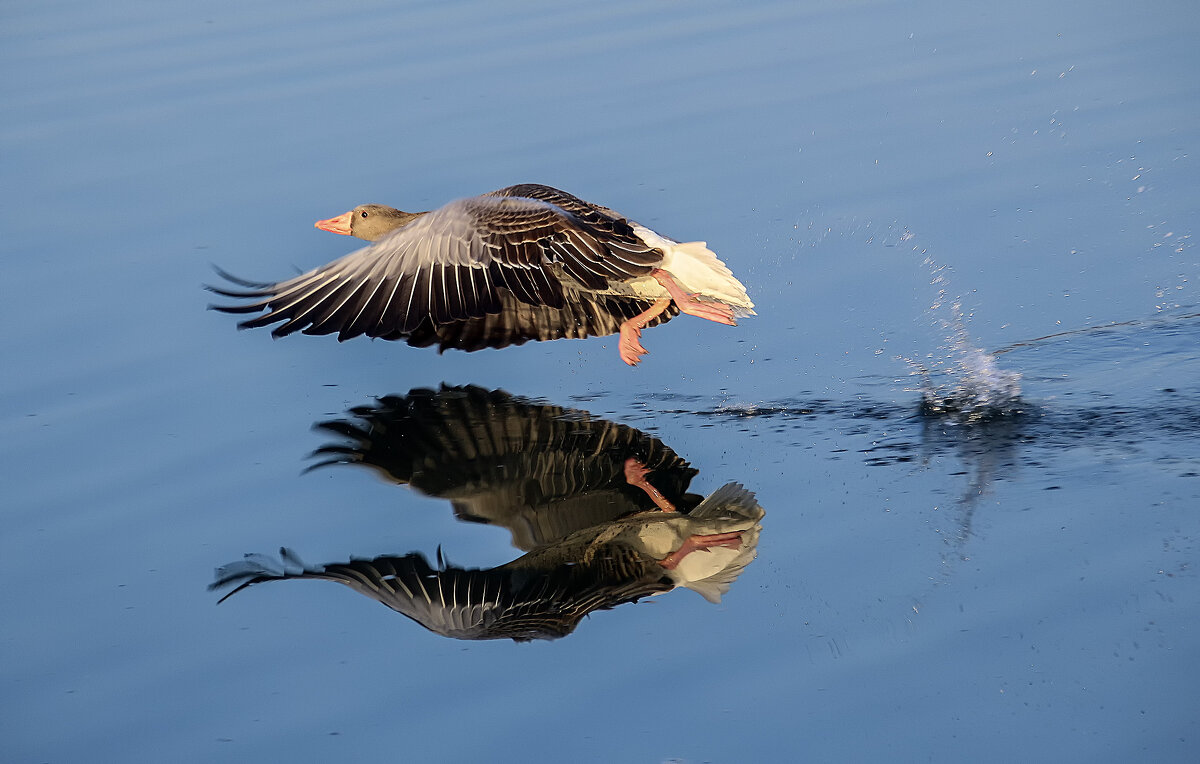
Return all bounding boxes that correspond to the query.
[3,1,1198,762]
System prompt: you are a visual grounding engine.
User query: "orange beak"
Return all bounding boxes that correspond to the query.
[314,210,354,236]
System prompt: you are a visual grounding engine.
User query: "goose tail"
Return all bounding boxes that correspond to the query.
[662,240,756,317]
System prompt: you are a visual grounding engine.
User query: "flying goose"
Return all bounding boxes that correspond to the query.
[209,184,754,365]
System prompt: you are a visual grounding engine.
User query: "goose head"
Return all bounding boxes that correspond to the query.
[315,204,423,241]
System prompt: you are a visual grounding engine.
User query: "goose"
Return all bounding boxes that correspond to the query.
[209,184,754,365]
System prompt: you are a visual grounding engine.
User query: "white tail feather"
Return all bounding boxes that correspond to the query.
[662,241,756,316]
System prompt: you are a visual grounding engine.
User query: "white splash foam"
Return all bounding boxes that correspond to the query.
[906,257,1023,421]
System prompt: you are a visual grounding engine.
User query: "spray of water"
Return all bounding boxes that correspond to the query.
[906,256,1023,421]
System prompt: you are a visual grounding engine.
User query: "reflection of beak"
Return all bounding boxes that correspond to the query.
[314,210,354,236]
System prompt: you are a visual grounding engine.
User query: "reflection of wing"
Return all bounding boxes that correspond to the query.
[212,483,766,641]
[309,385,700,549]
[211,546,672,642]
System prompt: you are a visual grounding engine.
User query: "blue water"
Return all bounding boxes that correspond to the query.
[3,1,1198,762]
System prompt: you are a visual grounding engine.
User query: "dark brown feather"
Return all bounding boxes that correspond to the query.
[210,184,670,348]
[403,291,679,352]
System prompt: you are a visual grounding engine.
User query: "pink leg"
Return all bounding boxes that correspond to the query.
[651,269,736,326]
[624,457,677,512]
[618,297,671,366]
[658,532,745,570]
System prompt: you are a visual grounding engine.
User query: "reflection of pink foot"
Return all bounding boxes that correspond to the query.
[659,532,745,570]
[624,458,676,512]
[651,269,736,326]
[617,297,672,366]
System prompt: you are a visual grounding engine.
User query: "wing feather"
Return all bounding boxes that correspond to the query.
[211,186,667,343]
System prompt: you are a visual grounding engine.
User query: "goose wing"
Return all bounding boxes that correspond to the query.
[490,184,642,239]
[210,193,663,341]
[403,289,679,351]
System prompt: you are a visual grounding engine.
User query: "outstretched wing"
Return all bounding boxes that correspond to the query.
[209,192,663,341]
[402,289,679,351]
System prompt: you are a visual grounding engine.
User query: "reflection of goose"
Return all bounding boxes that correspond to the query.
[211,386,765,642]
[212,482,763,641]
[209,184,754,365]
[308,385,703,550]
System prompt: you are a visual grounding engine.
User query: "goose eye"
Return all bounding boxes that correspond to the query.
[360,210,368,218]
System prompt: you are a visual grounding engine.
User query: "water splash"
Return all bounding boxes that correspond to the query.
[906,257,1023,421]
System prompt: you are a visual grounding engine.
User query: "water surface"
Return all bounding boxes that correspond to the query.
[3,1,1198,762]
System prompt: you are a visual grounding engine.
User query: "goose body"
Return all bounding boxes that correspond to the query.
[210,184,754,365]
